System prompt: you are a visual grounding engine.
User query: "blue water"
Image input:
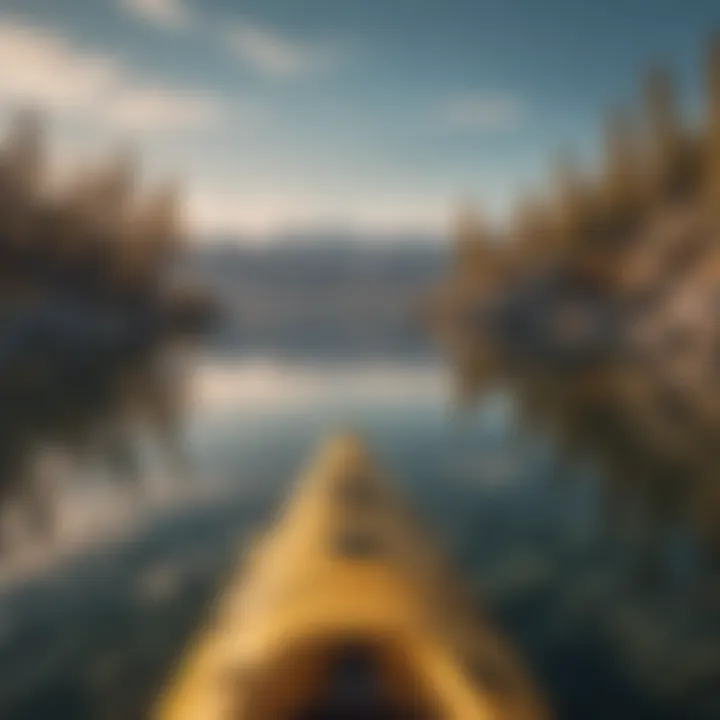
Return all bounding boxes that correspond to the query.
[0,350,717,719]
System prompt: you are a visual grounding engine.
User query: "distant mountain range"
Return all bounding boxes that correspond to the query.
[184,234,448,358]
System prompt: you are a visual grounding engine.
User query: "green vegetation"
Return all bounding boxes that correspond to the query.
[445,36,720,306]
[0,110,190,316]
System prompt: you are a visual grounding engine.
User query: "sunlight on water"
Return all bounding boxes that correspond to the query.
[192,356,449,413]
[0,355,453,591]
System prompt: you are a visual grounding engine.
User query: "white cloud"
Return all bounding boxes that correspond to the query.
[0,18,221,134]
[106,88,221,133]
[225,22,336,78]
[119,0,339,81]
[442,92,524,132]
[119,0,191,32]
[0,21,116,109]
[120,3,339,78]
[186,186,449,239]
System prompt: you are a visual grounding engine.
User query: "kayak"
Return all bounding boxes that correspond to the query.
[156,435,547,719]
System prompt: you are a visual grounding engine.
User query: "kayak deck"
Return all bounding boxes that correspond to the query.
[157,435,547,719]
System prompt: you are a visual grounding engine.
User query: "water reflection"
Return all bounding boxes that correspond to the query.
[458,342,720,554]
[451,338,720,719]
[0,344,190,559]
[0,327,719,719]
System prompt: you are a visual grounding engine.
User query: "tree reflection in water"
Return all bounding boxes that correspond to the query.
[450,337,720,719]
[0,342,190,555]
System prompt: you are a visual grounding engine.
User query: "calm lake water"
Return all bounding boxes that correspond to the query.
[0,337,718,719]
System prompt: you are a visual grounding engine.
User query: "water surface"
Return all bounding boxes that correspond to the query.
[0,341,717,720]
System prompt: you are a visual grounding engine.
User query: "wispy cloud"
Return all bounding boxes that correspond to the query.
[108,88,220,133]
[0,21,115,109]
[119,0,191,32]
[0,17,221,135]
[225,21,338,78]
[442,92,525,132]
[187,186,449,238]
[120,1,343,80]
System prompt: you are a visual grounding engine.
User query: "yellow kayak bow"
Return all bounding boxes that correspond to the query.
[157,435,547,720]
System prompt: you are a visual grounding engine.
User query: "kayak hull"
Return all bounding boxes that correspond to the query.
[157,436,547,720]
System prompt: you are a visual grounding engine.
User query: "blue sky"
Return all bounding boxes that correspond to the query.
[0,0,717,239]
